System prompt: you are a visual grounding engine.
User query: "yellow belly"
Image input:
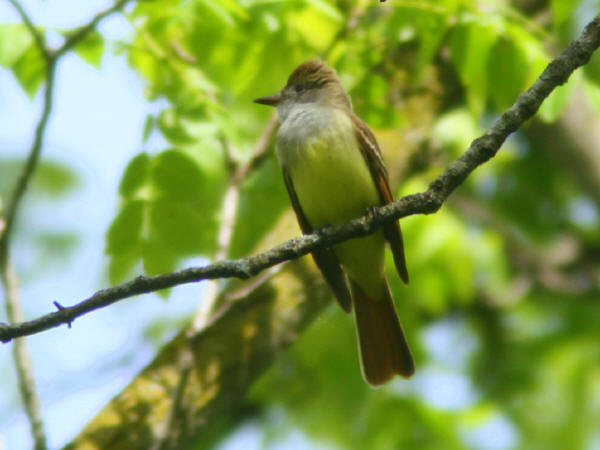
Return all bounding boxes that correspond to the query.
[277,109,385,297]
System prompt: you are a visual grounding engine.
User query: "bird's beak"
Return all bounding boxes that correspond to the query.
[254,93,282,106]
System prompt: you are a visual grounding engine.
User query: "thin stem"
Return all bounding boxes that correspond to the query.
[6,0,49,59]
[0,15,57,449]
[54,0,133,58]
[0,63,55,258]
[0,3,136,450]
[1,261,47,450]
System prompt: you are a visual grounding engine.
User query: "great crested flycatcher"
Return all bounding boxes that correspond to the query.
[254,60,414,385]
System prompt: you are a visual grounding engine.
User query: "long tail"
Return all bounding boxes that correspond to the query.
[351,277,414,385]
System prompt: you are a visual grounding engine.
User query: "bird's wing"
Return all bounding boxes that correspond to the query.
[282,168,353,312]
[351,114,409,284]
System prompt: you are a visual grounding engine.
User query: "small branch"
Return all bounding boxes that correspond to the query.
[0,13,56,447]
[7,0,49,59]
[0,65,56,259]
[54,0,132,58]
[236,114,279,181]
[0,192,400,340]
[1,261,47,450]
[152,348,194,450]
[191,183,240,330]
[2,15,600,344]
[218,133,239,176]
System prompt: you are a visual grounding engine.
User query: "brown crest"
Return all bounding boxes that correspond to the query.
[286,59,341,88]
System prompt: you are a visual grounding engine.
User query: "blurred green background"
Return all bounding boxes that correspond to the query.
[1,0,600,449]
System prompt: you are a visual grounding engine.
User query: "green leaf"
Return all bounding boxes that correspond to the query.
[148,198,218,255]
[142,114,156,143]
[487,37,530,110]
[151,150,207,200]
[197,0,236,27]
[582,52,600,85]
[306,0,343,21]
[108,251,141,284]
[431,108,478,158]
[450,20,499,116]
[33,231,80,271]
[290,3,340,50]
[12,44,46,98]
[149,149,224,254]
[550,0,582,29]
[105,200,145,255]
[157,109,197,145]
[33,160,80,197]
[142,238,177,277]
[107,148,225,283]
[119,152,150,198]
[0,158,79,199]
[582,77,600,116]
[415,10,447,76]
[229,154,289,258]
[73,31,105,68]
[0,23,32,67]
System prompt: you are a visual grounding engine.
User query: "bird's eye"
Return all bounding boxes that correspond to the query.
[295,84,306,93]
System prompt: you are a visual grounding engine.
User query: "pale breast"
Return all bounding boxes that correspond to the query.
[277,106,381,228]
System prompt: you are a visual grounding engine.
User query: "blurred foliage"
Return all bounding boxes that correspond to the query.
[3,0,600,449]
[0,158,79,199]
[0,158,81,279]
[106,147,226,281]
[114,0,599,448]
[71,30,106,68]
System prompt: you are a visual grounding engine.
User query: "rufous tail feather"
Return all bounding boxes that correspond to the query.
[351,278,414,385]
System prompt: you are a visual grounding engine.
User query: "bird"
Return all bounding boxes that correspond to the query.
[254,60,414,385]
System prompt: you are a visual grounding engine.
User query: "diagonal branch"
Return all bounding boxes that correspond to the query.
[1,14,600,344]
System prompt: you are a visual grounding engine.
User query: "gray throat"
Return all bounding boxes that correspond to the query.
[276,103,333,148]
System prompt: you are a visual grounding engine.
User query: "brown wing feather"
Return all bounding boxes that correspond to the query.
[282,169,353,312]
[351,114,409,284]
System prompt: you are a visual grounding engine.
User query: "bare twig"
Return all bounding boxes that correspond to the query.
[1,261,47,450]
[152,348,194,450]
[191,183,241,330]
[235,115,279,181]
[1,15,599,344]
[54,0,132,58]
[0,66,55,259]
